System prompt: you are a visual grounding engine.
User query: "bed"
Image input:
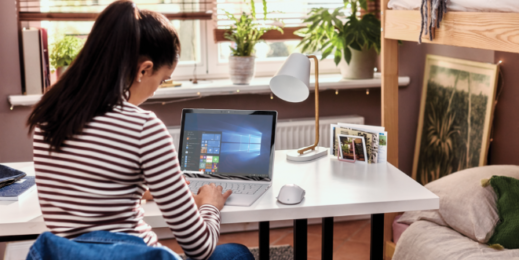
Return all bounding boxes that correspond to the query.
[388,0,519,13]
[379,0,519,259]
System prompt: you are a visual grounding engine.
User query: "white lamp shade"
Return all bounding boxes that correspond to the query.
[269,53,310,103]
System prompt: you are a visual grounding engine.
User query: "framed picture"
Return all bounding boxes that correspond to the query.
[413,55,499,184]
[338,135,367,163]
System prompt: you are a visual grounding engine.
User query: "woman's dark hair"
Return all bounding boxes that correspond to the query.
[27,0,180,152]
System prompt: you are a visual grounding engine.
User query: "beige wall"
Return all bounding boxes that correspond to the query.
[1,0,518,175]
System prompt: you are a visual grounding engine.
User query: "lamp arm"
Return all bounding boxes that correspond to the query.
[297,55,320,155]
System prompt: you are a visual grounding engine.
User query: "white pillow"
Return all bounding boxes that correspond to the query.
[398,165,519,243]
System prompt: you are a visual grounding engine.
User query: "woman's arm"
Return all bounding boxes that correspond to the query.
[139,113,220,260]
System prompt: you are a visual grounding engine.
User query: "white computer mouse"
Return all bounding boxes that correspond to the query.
[277,184,305,205]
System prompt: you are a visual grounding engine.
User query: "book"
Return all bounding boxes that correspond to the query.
[39,28,51,92]
[22,28,44,95]
[0,176,36,201]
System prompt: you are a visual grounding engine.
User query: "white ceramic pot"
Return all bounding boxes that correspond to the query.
[338,47,377,79]
[229,56,256,85]
[56,66,69,79]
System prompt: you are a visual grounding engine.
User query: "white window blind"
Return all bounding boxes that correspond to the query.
[214,0,345,29]
[19,0,214,21]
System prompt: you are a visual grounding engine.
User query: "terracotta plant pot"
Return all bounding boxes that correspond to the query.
[338,47,377,79]
[229,56,256,85]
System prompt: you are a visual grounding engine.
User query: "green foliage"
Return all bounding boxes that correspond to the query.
[225,0,282,57]
[50,36,84,69]
[295,0,381,65]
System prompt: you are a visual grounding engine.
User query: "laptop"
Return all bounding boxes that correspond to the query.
[178,109,277,206]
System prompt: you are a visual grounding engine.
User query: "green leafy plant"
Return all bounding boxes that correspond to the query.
[50,36,84,70]
[295,0,381,65]
[225,0,282,57]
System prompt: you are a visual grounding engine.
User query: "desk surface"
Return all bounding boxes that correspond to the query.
[0,150,439,237]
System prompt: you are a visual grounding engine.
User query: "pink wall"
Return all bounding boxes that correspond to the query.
[489,51,519,165]
[1,0,518,175]
[0,0,34,163]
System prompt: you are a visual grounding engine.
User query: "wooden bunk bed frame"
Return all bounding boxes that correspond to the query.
[380,0,519,259]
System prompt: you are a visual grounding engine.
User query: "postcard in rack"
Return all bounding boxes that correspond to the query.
[338,123,387,163]
[335,127,376,163]
[338,135,367,163]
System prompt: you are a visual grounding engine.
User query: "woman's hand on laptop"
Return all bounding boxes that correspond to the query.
[194,183,232,211]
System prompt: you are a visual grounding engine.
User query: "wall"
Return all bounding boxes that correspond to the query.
[489,51,519,165]
[141,89,381,127]
[0,0,34,163]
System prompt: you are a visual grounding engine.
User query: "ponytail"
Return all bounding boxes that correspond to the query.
[27,0,180,152]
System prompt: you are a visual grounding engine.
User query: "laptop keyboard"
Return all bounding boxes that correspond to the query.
[188,181,268,195]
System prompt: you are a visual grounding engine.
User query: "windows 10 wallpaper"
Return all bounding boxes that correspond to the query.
[181,113,274,178]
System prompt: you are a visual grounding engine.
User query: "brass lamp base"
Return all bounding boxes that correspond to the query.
[286,146,328,162]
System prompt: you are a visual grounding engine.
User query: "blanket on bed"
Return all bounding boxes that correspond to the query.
[393,221,519,260]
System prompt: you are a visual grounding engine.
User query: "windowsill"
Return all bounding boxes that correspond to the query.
[7,73,410,108]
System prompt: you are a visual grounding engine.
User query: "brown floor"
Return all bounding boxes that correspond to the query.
[160,219,371,260]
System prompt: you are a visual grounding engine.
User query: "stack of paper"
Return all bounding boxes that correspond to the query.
[330,123,387,163]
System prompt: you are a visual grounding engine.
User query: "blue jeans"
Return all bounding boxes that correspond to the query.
[203,243,254,260]
[27,231,253,260]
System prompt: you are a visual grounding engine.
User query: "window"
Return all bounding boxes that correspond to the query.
[209,0,347,78]
[19,0,352,82]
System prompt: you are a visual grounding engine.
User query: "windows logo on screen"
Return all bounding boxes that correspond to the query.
[221,133,262,153]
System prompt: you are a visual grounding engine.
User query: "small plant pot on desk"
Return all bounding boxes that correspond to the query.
[339,47,377,79]
[229,56,256,85]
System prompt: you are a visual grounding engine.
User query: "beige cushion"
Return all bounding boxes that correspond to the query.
[398,165,519,243]
[393,220,519,260]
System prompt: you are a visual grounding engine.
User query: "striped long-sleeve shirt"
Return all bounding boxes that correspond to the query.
[33,102,220,259]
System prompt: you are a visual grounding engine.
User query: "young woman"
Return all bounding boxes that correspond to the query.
[27,1,252,259]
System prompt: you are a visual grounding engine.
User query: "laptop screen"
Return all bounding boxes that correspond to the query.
[179,109,276,181]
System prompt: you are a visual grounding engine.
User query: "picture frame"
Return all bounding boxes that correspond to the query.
[413,55,499,184]
[338,135,368,163]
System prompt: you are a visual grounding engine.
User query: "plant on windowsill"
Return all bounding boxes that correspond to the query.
[50,36,85,78]
[225,0,282,85]
[295,0,381,79]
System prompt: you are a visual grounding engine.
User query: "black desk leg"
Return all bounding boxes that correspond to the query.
[370,214,384,260]
[293,219,307,260]
[322,217,334,260]
[259,221,270,260]
[0,234,39,243]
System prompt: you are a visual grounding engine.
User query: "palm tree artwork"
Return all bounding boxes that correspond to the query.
[413,55,499,185]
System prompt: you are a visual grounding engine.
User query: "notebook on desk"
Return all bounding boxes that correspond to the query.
[0,176,36,201]
[178,109,277,206]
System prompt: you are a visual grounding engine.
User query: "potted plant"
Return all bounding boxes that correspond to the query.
[296,0,381,79]
[50,36,84,78]
[225,1,282,85]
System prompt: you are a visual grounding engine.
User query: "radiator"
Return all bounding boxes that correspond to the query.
[167,115,364,151]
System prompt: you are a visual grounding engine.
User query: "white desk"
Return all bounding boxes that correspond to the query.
[1,151,439,259]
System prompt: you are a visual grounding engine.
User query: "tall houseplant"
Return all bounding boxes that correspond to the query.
[50,36,84,78]
[225,0,282,85]
[296,0,381,79]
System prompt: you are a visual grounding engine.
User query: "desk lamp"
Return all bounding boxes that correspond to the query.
[270,53,328,162]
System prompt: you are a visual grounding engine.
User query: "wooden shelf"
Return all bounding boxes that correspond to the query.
[8,74,410,108]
